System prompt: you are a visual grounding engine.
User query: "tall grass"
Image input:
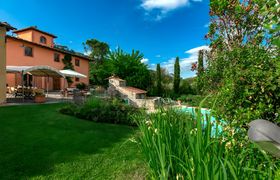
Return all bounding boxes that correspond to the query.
[135,108,279,179]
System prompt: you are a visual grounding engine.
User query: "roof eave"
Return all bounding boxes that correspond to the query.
[6,35,91,61]
[0,22,16,31]
[13,27,57,38]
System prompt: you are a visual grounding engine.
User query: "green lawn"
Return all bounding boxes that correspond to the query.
[0,103,146,179]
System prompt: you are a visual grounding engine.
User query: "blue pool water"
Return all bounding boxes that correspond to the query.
[181,106,225,136]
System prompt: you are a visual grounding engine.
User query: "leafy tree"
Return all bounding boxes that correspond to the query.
[156,64,162,96]
[84,39,109,63]
[108,49,151,89]
[204,0,279,91]
[83,39,110,85]
[179,78,196,95]
[173,57,180,95]
[207,0,273,51]
[260,0,279,48]
[90,60,113,86]
[62,54,74,85]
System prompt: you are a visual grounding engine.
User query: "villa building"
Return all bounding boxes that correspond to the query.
[5,25,91,91]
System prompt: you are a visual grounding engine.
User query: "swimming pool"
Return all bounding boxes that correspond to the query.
[181,106,225,136]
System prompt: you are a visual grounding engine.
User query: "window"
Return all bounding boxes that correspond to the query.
[40,36,47,44]
[24,46,33,57]
[75,77,80,82]
[75,59,80,66]
[54,53,60,62]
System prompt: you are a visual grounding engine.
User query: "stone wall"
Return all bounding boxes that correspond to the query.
[128,97,160,111]
[108,77,160,110]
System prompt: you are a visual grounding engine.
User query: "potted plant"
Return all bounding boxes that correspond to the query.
[34,89,46,103]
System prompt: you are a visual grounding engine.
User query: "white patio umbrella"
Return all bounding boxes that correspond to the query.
[6,65,65,100]
[59,69,87,78]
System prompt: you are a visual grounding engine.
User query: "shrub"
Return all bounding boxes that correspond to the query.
[60,97,138,126]
[59,103,78,116]
[213,46,280,125]
[135,108,279,179]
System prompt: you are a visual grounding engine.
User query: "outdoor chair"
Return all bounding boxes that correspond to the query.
[61,88,77,97]
[15,87,23,97]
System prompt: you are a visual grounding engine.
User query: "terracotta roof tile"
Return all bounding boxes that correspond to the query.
[123,87,147,94]
[13,26,57,38]
[108,76,125,81]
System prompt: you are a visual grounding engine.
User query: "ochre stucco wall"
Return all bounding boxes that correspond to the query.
[17,31,33,42]
[6,37,90,90]
[32,30,54,47]
[0,27,6,103]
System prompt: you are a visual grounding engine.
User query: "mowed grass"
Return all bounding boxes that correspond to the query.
[0,103,146,179]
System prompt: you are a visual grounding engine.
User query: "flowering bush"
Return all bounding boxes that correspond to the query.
[201,0,280,125]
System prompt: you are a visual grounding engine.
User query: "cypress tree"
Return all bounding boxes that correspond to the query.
[156,64,162,96]
[197,50,204,76]
[173,57,180,94]
[197,50,204,93]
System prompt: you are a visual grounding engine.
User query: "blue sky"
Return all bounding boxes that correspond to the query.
[0,0,210,78]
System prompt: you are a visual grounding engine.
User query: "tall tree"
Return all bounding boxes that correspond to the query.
[84,39,109,63]
[83,39,110,85]
[173,57,180,94]
[156,64,162,96]
[196,50,204,93]
[197,50,204,76]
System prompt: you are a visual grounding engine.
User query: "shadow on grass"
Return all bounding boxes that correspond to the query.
[0,103,137,179]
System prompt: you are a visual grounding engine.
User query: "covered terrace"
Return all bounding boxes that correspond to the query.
[5,65,87,103]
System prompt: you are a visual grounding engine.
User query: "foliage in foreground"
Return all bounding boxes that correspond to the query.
[60,97,139,126]
[198,0,280,125]
[135,108,279,179]
[214,46,280,125]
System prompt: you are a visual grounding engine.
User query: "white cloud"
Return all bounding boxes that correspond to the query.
[140,0,203,20]
[141,0,189,11]
[141,0,190,21]
[151,45,209,78]
[160,56,198,75]
[155,54,161,58]
[84,50,91,56]
[141,58,149,64]
[185,45,210,54]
